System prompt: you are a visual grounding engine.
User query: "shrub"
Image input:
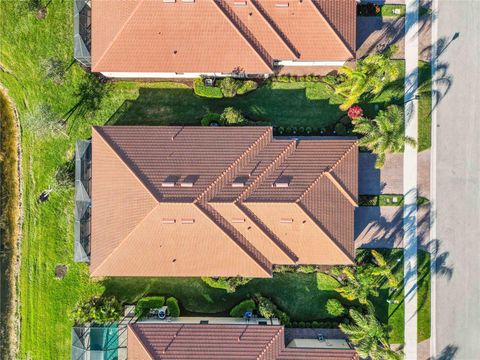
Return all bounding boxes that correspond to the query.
[305,75,312,82]
[347,105,364,119]
[334,123,347,135]
[220,77,242,97]
[299,76,305,82]
[201,112,221,126]
[313,76,320,82]
[305,127,312,135]
[72,297,122,325]
[201,277,251,293]
[326,299,345,317]
[166,297,180,318]
[193,78,223,98]
[237,80,258,95]
[220,107,246,125]
[291,127,297,135]
[273,265,295,273]
[230,299,256,317]
[255,295,277,319]
[289,76,297,82]
[298,126,305,135]
[277,126,285,135]
[297,265,316,273]
[340,116,351,126]
[298,321,306,328]
[55,159,75,187]
[135,296,165,317]
[312,321,320,328]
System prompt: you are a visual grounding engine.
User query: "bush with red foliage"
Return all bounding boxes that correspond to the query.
[347,105,364,119]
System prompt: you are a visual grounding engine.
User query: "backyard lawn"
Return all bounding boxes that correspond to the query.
[0,2,430,359]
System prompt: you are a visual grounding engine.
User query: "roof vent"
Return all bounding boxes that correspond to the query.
[180,175,198,187]
[232,176,249,187]
[231,218,246,223]
[275,2,289,8]
[163,0,176,3]
[162,175,179,187]
[274,175,292,188]
[162,218,176,224]
[234,1,247,6]
[181,218,195,224]
[280,218,294,223]
[181,0,195,2]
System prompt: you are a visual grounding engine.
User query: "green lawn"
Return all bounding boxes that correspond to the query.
[0,2,431,359]
[381,5,406,17]
[418,61,433,151]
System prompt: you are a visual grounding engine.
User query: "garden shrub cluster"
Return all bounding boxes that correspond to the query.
[134,296,165,317]
[201,276,252,293]
[193,78,224,98]
[72,297,122,325]
[229,299,256,318]
[166,297,180,318]
[254,295,290,326]
[325,299,345,317]
[289,320,341,328]
[194,78,258,98]
[273,264,317,273]
[271,74,321,83]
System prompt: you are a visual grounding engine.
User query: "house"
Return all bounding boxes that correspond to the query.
[128,322,358,359]
[75,126,358,277]
[74,0,357,78]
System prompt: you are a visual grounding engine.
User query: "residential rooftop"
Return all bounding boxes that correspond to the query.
[90,126,358,277]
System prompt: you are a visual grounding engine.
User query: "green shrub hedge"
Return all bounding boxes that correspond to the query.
[230,299,256,317]
[201,112,221,126]
[237,80,258,95]
[166,297,180,318]
[201,277,251,293]
[134,296,165,317]
[193,78,224,98]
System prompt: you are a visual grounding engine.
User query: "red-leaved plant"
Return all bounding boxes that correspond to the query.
[347,105,364,120]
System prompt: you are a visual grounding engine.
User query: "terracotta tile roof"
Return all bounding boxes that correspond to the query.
[127,323,358,360]
[91,0,356,74]
[91,126,357,277]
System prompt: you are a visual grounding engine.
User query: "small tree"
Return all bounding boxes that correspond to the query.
[166,297,180,318]
[255,295,276,319]
[335,267,379,305]
[325,299,345,317]
[220,77,242,97]
[347,105,364,120]
[220,107,246,125]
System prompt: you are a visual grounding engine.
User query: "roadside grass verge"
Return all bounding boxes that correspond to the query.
[359,194,430,207]
[418,61,432,151]
[0,87,21,360]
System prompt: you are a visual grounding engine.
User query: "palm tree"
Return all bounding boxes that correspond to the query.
[353,105,416,168]
[340,307,402,360]
[335,267,379,305]
[335,46,400,110]
[370,250,399,288]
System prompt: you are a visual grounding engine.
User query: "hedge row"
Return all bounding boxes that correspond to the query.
[166,297,180,318]
[193,78,258,98]
[272,74,321,83]
[135,296,165,317]
[288,320,342,328]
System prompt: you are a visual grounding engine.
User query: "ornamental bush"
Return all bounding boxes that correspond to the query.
[72,297,122,325]
[255,295,277,319]
[326,298,345,317]
[297,265,316,273]
[220,107,246,125]
[335,123,347,135]
[229,299,256,317]
[220,77,242,97]
[135,296,165,317]
[201,112,221,126]
[347,105,364,119]
[193,78,223,98]
[237,80,258,95]
[166,297,180,318]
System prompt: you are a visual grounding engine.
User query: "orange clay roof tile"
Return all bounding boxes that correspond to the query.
[91,0,356,73]
[91,126,357,277]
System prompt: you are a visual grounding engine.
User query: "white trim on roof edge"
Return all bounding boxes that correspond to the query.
[276,60,346,66]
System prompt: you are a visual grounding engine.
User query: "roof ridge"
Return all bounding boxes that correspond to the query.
[213,0,273,70]
[236,140,296,202]
[128,324,155,360]
[309,0,355,58]
[296,202,355,263]
[250,0,300,59]
[93,126,160,202]
[196,127,272,203]
[235,202,299,263]
[93,0,146,70]
[196,202,272,276]
[91,205,159,276]
[297,141,357,203]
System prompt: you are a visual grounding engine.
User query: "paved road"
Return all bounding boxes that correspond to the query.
[432,1,480,359]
